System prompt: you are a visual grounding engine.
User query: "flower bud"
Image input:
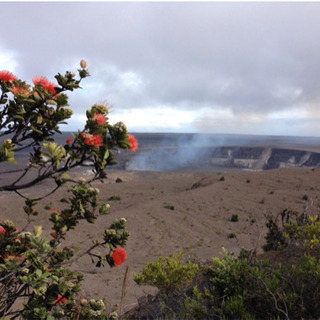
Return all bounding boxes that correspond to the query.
[79,178,87,184]
[114,121,127,132]
[3,139,12,148]
[80,59,88,69]
[21,267,30,275]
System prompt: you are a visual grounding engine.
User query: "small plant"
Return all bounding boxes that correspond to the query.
[250,217,256,224]
[246,178,250,183]
[219,176,225,181]
[302,194,309,201]
[230,214,238,222]
[108,195,121,201]
[164,204,175,211]
[115,177,123,183]
[228,232,237,239]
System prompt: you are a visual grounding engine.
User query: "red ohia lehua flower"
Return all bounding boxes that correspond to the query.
[66,137,73,144]
[2,253,25,263]
[0,226,19,235]
[112,247,127,266]
[81,132,104,148]
[127,134,138,151]
[54,294,68,304]
[11,84,30,98]
[0,70,17,82]
[33,76,57,94]
[0,227,6,235]
[93,113,107,125]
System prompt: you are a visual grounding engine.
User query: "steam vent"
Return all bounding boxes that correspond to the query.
[114,133,320,171]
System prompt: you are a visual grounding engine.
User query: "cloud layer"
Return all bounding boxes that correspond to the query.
[1,2,320,136]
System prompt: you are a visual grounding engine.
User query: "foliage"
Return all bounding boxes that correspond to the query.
[133,212,320,319]
[0,61,136,318]
[264,208,320,251]
[134,252,199,294]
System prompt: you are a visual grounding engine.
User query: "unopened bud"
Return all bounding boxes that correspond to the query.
[3,139,12,148]
[21,267,30,275]
[80,59,88,69]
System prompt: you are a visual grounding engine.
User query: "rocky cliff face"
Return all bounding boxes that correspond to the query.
[208,146,320,170]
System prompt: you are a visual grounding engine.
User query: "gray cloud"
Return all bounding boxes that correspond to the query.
[1,2,320,134]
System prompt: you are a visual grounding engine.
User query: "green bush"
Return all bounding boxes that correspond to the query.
[134,252,199,294]
[133,210,320,319]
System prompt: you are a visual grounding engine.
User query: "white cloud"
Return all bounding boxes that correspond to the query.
[110,106,198,132]
[0,47,19,73]
[267,108,308,120]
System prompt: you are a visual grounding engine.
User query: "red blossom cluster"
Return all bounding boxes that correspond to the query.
[127,134,138,151]
[112,247,127,266]
[0,70,18,82]
[11,84,30,98]
[2,253,26,263]
[54,294,68,304]
[33,76,57,94]
[0,226,19,235]
[93,113,107,125]
[81,132,104,148]
[0,227,7,235]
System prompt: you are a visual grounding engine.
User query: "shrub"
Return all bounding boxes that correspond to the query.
[264,209,320,251]
[133,211,320,319]
[134,252,199,294]
[0,61,136,318]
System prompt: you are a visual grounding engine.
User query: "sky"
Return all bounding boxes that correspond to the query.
[1,1,320,136]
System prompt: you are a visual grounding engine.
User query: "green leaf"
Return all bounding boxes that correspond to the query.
[12,115,25,121]
[35,269,43,277]
[47,99,57,106]
[103,149,109,160]
[30,126,43,135]
[33,91,42,101]
[33,225,43,237]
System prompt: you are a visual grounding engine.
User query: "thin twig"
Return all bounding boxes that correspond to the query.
[119,266,129,318]
[260,278,289,320]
